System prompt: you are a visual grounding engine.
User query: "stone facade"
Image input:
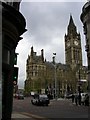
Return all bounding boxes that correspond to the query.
[25,15,88,97]
[2,1,26,119]
[80,1,90,101]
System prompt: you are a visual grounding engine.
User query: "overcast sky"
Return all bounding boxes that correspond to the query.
[16,0,88,89]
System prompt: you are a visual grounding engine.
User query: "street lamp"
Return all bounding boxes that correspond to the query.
[78,68,81,89]
[53,53,57,100]
[78,68,81,105]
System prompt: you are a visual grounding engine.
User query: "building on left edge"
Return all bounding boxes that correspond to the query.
[1,0,26,119]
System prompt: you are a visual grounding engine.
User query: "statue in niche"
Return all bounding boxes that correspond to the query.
[1,0,22,11]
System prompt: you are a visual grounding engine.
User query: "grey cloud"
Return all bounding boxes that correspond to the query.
[20,2,84,44]
[20,2,87,64]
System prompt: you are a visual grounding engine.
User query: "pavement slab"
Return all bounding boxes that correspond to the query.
[11,113,31,118]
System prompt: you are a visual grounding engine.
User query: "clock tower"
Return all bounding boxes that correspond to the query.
[65,15,82,69]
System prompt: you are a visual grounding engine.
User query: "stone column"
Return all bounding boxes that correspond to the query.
[80,1,90,102]
[2,2,26,119]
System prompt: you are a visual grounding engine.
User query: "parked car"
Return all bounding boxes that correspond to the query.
[14,93,19,99]
[31,94,50,106]
[14,93,24,99]
[64,93,73,99]
[17,94,24,100]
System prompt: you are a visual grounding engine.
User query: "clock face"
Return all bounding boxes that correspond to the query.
[74,40,78,46]
[67,41,70,47]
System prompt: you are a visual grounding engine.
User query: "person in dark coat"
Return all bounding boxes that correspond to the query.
[85,94,89,106]
[72,94,75,103]
[78,93,81,105]
[75,94,78,106]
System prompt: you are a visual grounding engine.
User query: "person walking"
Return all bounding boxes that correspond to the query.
[75,94,78,106]
[72,94,75,104]
[78,93,81,105]
[85,94,89,106]
[81,93,85,105]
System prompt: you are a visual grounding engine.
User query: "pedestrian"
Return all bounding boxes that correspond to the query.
[72,94,75,104]
[85,94,89,106]
[78,94,81,105]
[75,94,78,106]
[81,94,85,105]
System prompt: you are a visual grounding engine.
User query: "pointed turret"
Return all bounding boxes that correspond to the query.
[69,15,75,26]
[41,49,44,62]
[67,15,77,35]
[31,46,34,56]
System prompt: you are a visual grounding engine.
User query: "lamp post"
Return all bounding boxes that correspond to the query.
[78,69,81,105]
[53,53,57,100]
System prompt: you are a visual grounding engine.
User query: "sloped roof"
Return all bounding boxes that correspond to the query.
[57,63,71,71]
[45,61,54,69]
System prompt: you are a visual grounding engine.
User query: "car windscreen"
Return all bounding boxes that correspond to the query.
[39,95,48,98]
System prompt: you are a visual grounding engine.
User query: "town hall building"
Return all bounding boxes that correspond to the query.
[24,15,88,98]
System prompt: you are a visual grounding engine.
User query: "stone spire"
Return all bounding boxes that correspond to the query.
[67,14,77,35]
[69,14,75,26]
